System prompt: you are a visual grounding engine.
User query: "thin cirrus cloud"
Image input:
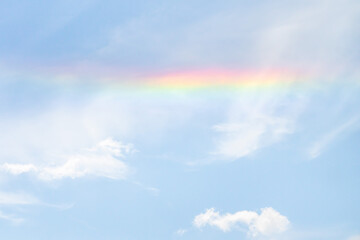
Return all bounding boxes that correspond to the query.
[0,138,134,180]
[193,207,290,238]
[212,94,304,160]
[0,191,40,224]
[95,0,360,70]
[0,211,24,224]
[0,190,73,224]
[0,191,40,205]
[308,117,358,159]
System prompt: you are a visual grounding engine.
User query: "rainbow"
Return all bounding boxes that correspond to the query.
[7,63,345,98]
[35,67,313,97]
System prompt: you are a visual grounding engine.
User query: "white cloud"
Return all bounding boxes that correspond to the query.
[0,95,135,166]
[0,89,199,169]
[212,94,304,160]
[193,207,290,238]
[308,117,358,159]
[0,163,37,175]
[0,138,134,180]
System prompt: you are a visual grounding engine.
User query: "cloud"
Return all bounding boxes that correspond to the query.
[0,191,41,224]
[212,94,304,160]
[0,164,37,175]
[0,138,134,180]
[0,190,73,223]
[308,117,358,159]
[193,207,290,238]
[254,0,360,69]
[0,211,24,224]
[96,0,360,70]
[0,93,134,166]
[176,229,187,236]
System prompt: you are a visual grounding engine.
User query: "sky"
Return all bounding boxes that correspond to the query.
[0,0,360,239]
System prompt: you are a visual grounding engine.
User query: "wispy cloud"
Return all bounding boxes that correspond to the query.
[95,0,360,70]
[0,138,134,180]
[0,211,24,224]
[0,191,40,205]
[132,181,160,196]
[193,207,290,238]
[0,191,40,224]
[212,94,305,160]
[308,117,358,159]
[175,228,187,236]
[0,190,73,223]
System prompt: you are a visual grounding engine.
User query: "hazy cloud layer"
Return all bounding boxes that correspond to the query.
[348,235,360,240]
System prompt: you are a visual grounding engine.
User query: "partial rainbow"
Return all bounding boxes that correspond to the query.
[142,69,304,91]
[49,68,307,89]
[89,69,315,100]
[13,65,320,97]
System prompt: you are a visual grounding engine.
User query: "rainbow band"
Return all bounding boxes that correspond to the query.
[9,65,325,96]
[80,69,309,95]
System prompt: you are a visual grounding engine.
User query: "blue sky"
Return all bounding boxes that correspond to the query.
[0,1,360,239]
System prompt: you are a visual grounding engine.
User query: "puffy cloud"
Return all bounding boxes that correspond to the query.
[193,207,290,238]
[0,138,134,180]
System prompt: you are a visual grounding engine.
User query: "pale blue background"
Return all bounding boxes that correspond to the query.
[0,0,359,239]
